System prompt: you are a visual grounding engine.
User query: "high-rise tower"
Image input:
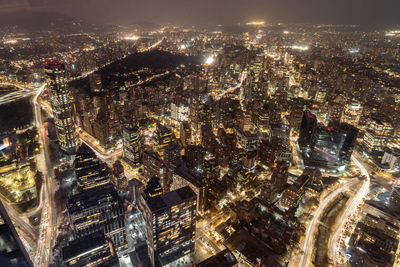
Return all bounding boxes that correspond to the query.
[122,118,142,168]
[44,60,77,154]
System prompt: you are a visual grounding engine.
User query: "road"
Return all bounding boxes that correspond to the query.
[32,83,57,267]
[298,178,359,267]
[0,82,36,104]
[328,154,371,267]
[297,153,371,267]
[213,70,247,101]
[78,128,123,164]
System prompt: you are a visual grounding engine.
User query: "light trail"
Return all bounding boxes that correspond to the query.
[328,154,371,267]
[0,82,36,104]
[214,70,247,101]
[299,179,358,267]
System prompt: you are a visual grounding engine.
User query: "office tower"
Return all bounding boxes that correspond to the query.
[89,73,104,93]
[171,164,206,214]
[74,144,111,191]
[122,118,142,168]
[44,60,78,154]
[298,111,317,150]
[0,200,33,267]
[155,124,174,157]
[349,211,399,267]
[62,231,118,267]
[361,113,393,156]
[67,184,126,253]
[341,101,362,127]
[304,122,358,171]
[140,186,196,267]
[180,121,191,147]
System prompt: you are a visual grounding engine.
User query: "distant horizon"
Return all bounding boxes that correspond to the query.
[0,9,399,32]
[0,0,399,29]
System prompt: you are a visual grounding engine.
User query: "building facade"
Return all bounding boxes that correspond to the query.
[44,60,78,154]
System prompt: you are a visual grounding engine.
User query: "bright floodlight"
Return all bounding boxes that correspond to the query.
[205,56,214,65]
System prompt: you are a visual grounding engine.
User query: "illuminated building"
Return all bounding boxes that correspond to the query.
[140,185,196,266]
[327,96,344,124]
[122,118,142,168]
[300,111,358,171]
[314,86,327,104]
[234,127,259,152]
[155,124,174,157]
[381,148,400,171]
[349,210,399,267]
[74,144,111,191]
[280,174,311,209]
[142,151,168,188]
[62,231,118,267]
[361,114,393,157]
[44,60,77,154]
[0,200,33,267]
[67,184,126,253]
[180,122,191,147]
[256,112,269,133]
[170,101,190,122]
[341,101,362,127]
[171,164,206,214]
[305,123,358,171]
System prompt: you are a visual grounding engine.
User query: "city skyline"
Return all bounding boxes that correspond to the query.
[1,2,400,267]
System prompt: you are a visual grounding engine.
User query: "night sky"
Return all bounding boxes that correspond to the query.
[0,0,399,27]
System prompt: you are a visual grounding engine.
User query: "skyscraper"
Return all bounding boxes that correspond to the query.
[0,200,33,267]
[74,144,111,191]
[122,118,142,168]
[299,111,317,151]
[155,124,174,158]
[62,231,118,267]
[67,184,127,253]
[44,60,78,154]
[304,122,358,171]
[139,185,196,266]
